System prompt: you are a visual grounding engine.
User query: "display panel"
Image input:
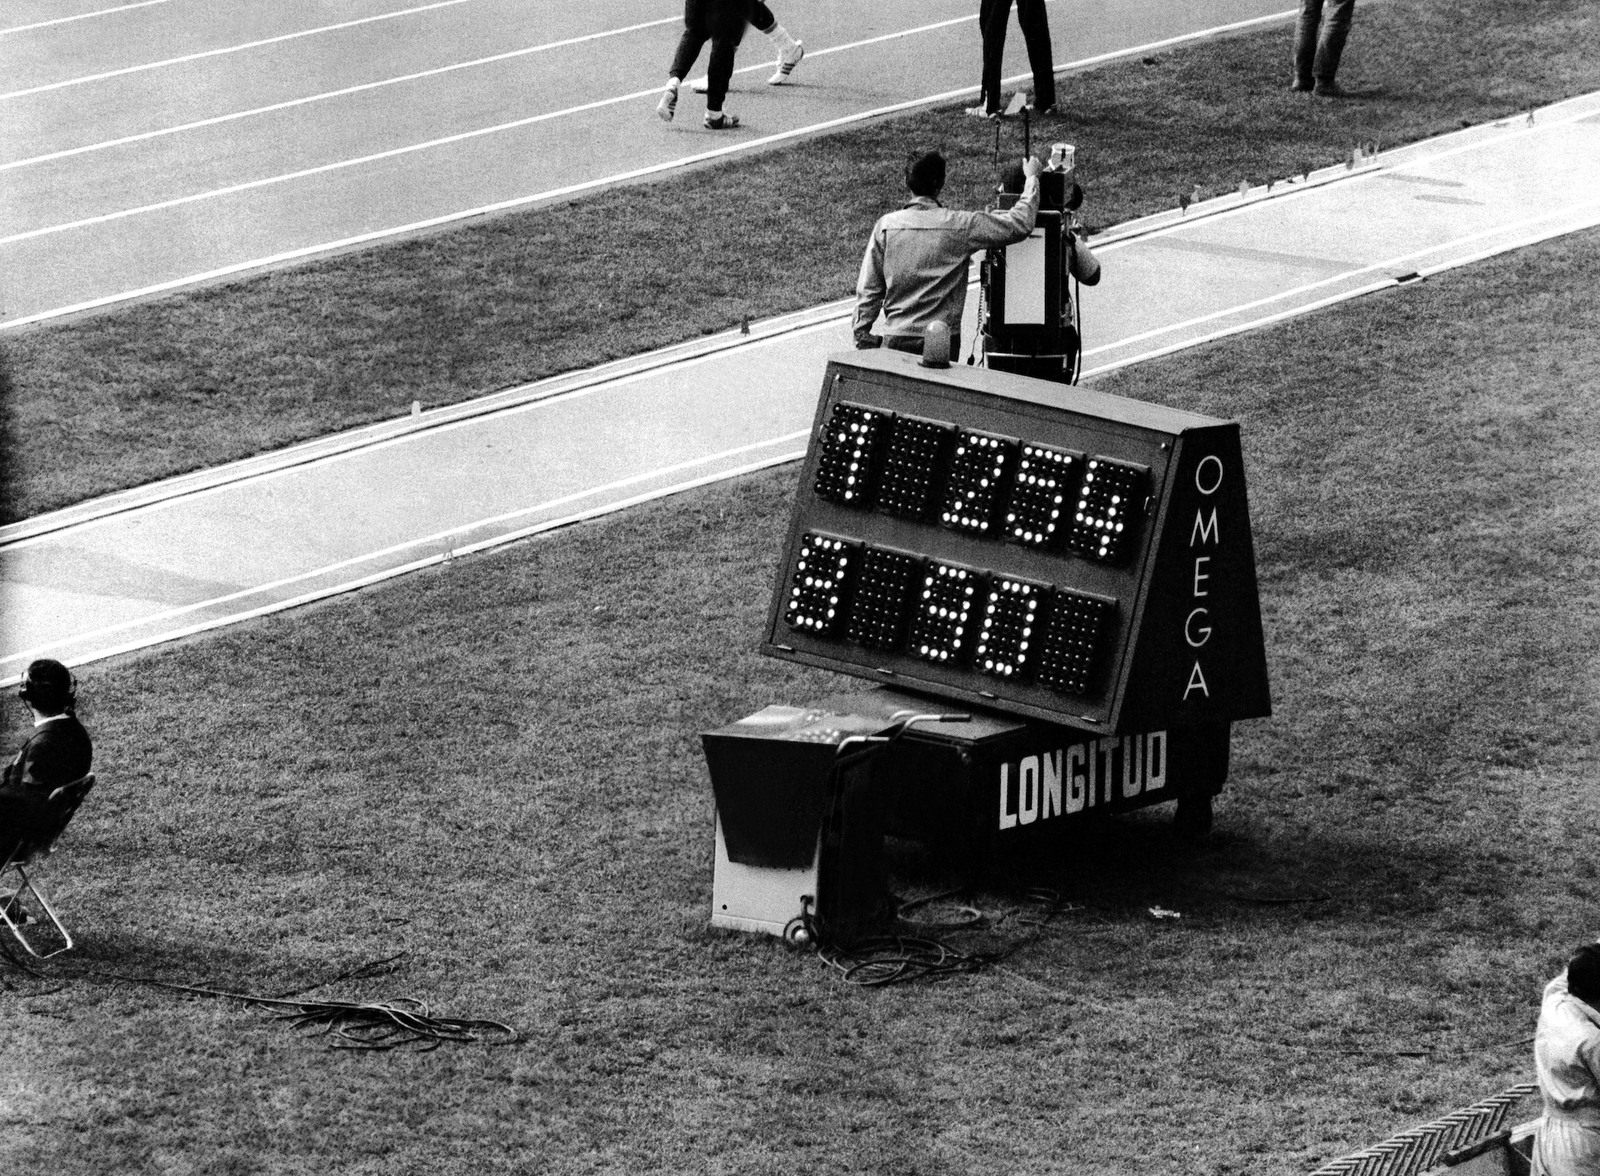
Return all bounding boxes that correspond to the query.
[1005,443,1082,549]
[941,430,1018,537]
[907,560,980,664]
[813,402,885,507]
[781,533,858,637]
[1066,457,1147,564]
[876,415,955,521]
[1035,590,1114,696]
[974,576,1047,680]
[764,352,1271,732]
[847,546,920,650]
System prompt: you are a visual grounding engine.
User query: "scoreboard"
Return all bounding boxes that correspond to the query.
[761,350,1271,734]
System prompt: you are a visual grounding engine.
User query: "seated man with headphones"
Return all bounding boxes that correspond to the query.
[1,659,93,865]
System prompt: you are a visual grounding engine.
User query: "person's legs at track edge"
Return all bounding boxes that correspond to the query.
[1015,0,1056,112]
[969,0,1011,118]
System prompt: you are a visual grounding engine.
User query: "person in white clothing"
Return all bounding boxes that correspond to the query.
[1533,943,1600,1176]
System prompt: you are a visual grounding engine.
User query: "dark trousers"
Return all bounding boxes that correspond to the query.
[978,0,1056,114]
[670,0,751,110]
[1294,0,1355,83]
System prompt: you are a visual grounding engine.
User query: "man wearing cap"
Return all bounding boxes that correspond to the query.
[854,150,1043,361]
[1,659,93,863]
[1532,942,1600,1176]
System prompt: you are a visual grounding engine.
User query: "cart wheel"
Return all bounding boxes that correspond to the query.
[783,918,813,948]
[1173,794,1213,840]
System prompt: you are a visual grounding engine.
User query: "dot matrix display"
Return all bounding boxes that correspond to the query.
[1066,458,1147,564]
[1005,444,1081,549]
[941,431,1017,537]
[782,533,857,637]
[1036,591,1114,696]
[974,578,1046,679]
[907,561,979,664]
[876,416,955,522]
[813,403,886,507]
[769,356,1274,733]
[847,546,921,650]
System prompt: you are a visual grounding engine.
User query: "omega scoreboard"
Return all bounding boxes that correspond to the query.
[761,351,1271,734]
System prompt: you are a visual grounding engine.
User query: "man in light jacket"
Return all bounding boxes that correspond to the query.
[854,150,1042,361]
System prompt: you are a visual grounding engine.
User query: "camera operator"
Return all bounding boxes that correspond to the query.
[854,149,1043,361]
[998,159,1100,289]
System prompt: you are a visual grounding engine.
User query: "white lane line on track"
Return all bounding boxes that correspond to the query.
[0,7,998,240]
[0,0,172,36]
[1085,198,1600,357]
[0,314,847,549]
[0,10,1297,278]
[0,0,1091,170]
[0,446,810,682]
[0,0,480,100]
[0,431,811,668]
[1,16,682,173]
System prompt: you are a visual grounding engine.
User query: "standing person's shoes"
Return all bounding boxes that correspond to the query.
[657,81,679,122]
[1290,76,1313,92]
[704,110,740,129]
[768,41,804,84]
[1313,78,1349,97]
[964,105,1000,119]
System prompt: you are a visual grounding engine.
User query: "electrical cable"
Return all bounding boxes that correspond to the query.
[819,934,1005,987]
[0,945,518,1050]
[795,885,1069,988]
[896,886,983,931]
[92,971,519,1050]
[970,265,987,366]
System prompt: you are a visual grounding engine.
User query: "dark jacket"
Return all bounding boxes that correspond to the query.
[1,715,93,853]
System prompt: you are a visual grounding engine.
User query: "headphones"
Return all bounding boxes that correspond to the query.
[18,659,76,713]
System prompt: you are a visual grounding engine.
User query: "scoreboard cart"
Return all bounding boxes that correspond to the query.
[705,351,1272,937]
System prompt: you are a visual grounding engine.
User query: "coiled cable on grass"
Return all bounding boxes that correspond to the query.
[93,972,519,1051]
[818,934,1006,987]
[0,944,518,1050]
[796,887,1069,988]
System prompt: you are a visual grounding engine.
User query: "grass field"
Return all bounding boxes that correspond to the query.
[3,221,1596,1174]
[2,0,1598,521]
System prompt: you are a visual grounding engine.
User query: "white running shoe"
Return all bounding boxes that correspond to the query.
[656,83,678,122]
[769,41,804,85]
[703,110,740,130]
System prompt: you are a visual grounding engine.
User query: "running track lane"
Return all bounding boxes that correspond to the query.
[0,0,1296,327]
